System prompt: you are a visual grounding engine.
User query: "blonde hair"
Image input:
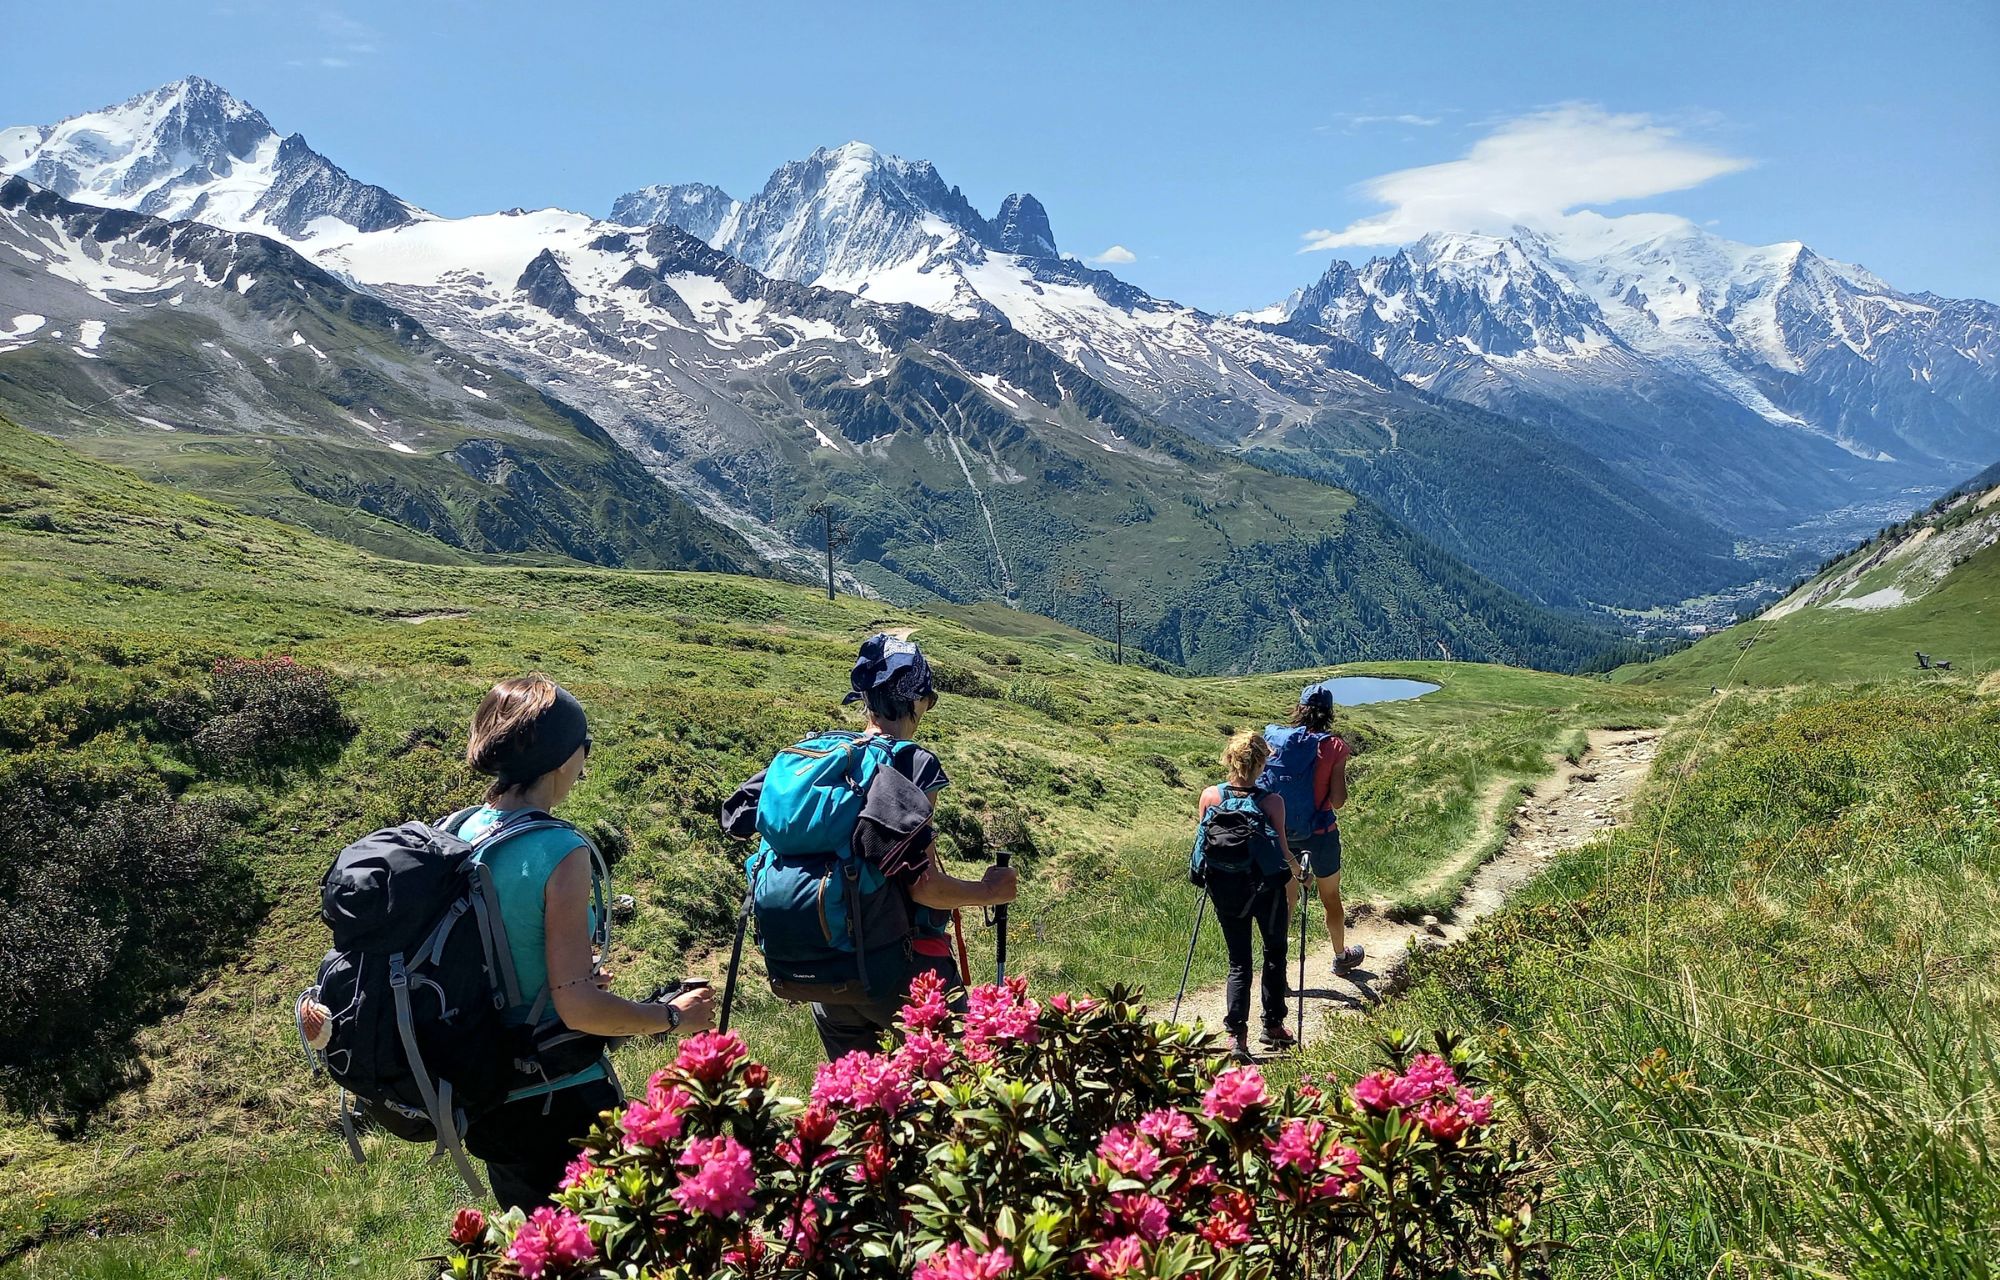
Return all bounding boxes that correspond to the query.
[1220,730,1269,789]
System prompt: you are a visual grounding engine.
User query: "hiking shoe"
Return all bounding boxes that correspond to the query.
[1227,1032,1254,1063]
[1333,945,1366,974]
[1260,1024,1297,1050]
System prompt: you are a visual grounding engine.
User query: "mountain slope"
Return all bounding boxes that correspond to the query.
[1620,465,2000,688]
[0,178,758,572]
[1276,222,2000,546]
[3,80,1623,671]
[612,144,1750,613]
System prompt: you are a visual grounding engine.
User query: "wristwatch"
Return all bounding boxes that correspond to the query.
[662,1001,681,1032]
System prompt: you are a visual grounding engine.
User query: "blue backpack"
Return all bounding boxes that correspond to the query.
[1259,725,1328,840]
[747,732,922,1004]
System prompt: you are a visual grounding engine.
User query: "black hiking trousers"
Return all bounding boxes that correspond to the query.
[464,1076,622,1212]
[812,953,965,1059]
[1208,872,1290,1035]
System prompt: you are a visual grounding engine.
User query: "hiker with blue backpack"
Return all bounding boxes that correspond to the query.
[300,676,713,1211]
[721,632,1018,1060]
[1261,683,1360,974]
[1191,730,1305,1062]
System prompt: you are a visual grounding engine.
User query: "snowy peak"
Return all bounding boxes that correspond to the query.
[992,192,1056,258]
[610,181,739,241]
[1,76,420,239]
[610,142,1061,284]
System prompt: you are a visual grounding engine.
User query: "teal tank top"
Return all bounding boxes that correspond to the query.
[459,806,608,1098]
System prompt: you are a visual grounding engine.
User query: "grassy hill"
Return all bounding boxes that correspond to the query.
[1619,472,2000,690]
[0,414,1674,1276]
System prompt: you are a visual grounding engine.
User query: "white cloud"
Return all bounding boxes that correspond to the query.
[1301,104,1751,251]
[1087,244,1137,265]
[1333,113,1444,129]
[320,56,351,68]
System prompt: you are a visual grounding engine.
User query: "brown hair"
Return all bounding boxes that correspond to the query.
[1292,700,1334,733]
[1220,730,1270,789]
[468,674,558,803]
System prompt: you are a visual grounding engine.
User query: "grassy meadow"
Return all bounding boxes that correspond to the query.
[0,417,1675,1276]
[1302,682,2000,1276]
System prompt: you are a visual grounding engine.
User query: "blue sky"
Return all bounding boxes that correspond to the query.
[9,0,1997,310]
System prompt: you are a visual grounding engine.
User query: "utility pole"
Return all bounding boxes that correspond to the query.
[807,503,846,601]
[1103,596,1128,665]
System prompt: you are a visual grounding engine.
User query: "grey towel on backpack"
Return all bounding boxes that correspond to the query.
[719,757,933,880]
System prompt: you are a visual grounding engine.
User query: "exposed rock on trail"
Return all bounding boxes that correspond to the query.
[1173,728,1663,1055]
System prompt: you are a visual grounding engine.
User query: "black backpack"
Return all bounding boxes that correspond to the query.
[1190,785,1281,895]
[297,808,608,1195]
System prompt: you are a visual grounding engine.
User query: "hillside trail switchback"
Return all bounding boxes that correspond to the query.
[1174,727,1663,1057]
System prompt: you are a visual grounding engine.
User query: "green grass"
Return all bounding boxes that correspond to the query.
[1301,683,2000,1277]
[0,412,1677,1276]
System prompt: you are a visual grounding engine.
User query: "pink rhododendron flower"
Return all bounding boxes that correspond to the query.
[1198,1189,1254,1248]
[1048,992,1100,1016]
[1184,1163,1218,1190]
[1350,1069,1396,1113]
[962,979,1040,1061]
[1418,1098,1471,1141]
[1085,1234,1149,1278]
[1457,1087,1496,1127]
[914,1242,1016,1280]
[1305,1143,1364,1199]
[671,1135,757,1217]
[1203,1066,1269,1122]
[1105,1192,1173,1242]
[812,1050,911,1113]
[900,969,953,1032]
[621,1091,688,1150]
[896,1029,954,1080]
[1137,1107,1197,1154]
[674,1030,747,1084]
[1266,1117,1327,1174]
[1096,1125,1162,1181]
[1389,1053,1459,1107]
[559,1154,598,1190]
[449,1207,486,1247]
[506,1207,595,1279]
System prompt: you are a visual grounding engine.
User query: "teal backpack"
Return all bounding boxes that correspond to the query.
[747,732,919,1004]
[1190,784,1284,886]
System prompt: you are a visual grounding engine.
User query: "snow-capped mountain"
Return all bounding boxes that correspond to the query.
[1273,220,2000,538]
[0,77,420,240]
[612,145,1755,611]
[0,82,1631,671]
[0,177,753,572]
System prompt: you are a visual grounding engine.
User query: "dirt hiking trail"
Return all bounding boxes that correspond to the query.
[1172,728,1663,1057]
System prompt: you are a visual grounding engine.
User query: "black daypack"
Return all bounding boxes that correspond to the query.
[298,808,608,1196]
[1190,785,1281,912]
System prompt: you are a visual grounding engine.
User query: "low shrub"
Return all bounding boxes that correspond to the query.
[437,981,1538,1278]
[193,656,354,773]
[0,751,261,1120]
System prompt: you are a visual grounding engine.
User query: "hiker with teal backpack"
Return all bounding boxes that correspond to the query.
[1261,684,1360,974]
[299,676,714,1211]
[721,633,1018,1059]
[1191,730,1304,1061]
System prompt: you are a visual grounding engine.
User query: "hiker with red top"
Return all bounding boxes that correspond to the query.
[1262,683,1361,974]
[722,632,1018,1060]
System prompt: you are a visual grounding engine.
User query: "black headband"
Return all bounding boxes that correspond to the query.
[485,685,591,786]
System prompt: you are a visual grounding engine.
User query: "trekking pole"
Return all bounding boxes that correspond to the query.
[1296,872,1308,1046]
[1171,889,1209,1023]
[993,847,1012,984]
[718,897,750,1034]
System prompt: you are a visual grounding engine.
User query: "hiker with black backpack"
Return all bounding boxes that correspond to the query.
[1261,684,1360,975]
[299,676,713,1211]
[1191,730,1304,1061]
[721,632,1018,1060]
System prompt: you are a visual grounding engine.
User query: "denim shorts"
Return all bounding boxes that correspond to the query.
[1299,828,1342,878]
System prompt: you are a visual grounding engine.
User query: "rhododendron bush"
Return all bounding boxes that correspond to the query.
[438,978,1541,1278]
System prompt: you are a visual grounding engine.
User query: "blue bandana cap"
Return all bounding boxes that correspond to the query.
[844,632,936,707]
[1300,682,1334,710]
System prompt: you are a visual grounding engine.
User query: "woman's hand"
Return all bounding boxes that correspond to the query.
[670,986,717,1033]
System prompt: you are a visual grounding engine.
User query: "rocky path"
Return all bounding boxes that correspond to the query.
[1171,728,1663,1056]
